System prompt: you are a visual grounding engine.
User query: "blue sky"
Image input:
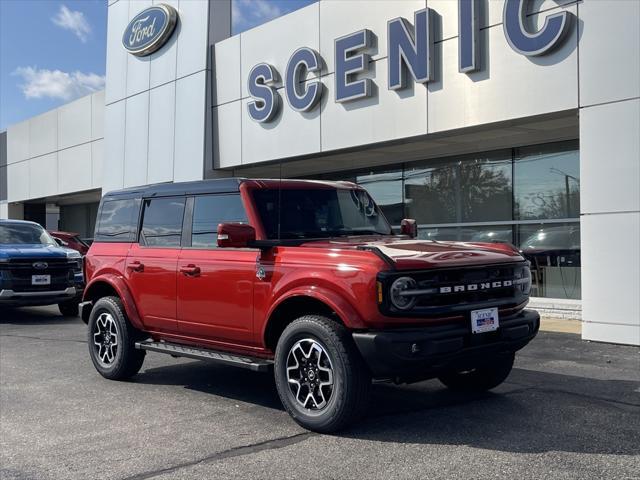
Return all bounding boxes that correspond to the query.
[0,0,317,132]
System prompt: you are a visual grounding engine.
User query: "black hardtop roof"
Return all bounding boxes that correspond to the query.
[104,178,245,199]
[103,178,359,200]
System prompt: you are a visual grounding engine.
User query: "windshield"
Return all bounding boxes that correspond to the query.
[0,223,58,246]
[253,188,393,240]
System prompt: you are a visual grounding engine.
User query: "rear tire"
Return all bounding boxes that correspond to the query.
[438,352,515,392]
[274,315,371,433]
[58,299,79,317]
[88,296,146,380]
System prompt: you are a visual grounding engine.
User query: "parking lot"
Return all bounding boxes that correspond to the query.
[1,306,638,480]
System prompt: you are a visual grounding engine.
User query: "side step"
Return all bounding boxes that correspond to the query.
[135,340,273,372]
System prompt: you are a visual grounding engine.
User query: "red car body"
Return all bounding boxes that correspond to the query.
[81,178,540,431]
[49,231,90,256]
[82,179,538,367]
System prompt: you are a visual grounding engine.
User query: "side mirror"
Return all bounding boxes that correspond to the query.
[217,223,256,248]
[400,219,418,239]
[54,237,66,246]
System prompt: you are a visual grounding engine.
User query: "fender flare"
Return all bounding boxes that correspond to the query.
[262,285,366,340]
[84,274,144,330]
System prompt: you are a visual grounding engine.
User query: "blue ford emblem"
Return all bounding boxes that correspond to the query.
[122,4,178,57]
[33,262,48,270]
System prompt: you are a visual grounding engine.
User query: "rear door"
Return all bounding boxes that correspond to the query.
[125,196,186,333]
[177,194,257,345]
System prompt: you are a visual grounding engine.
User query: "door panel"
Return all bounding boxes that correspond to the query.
[126,244,180,332]
[126,196,186,333]
[177,249,257,345]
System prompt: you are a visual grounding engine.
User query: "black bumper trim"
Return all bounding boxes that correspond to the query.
[79,301,93,324]
[353,309,540,380]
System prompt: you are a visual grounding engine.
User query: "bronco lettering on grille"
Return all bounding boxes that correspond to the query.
[439,279,513,294]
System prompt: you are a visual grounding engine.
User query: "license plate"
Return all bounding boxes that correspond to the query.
[471,307,499,334]
[31,275,51,286]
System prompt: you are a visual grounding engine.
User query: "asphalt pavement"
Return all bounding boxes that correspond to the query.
[1,306,638,480]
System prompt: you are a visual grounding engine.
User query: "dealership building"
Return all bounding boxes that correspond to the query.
[1,0,638,345]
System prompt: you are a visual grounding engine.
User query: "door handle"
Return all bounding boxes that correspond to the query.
[180,264,201,277]
[127,261,144,273]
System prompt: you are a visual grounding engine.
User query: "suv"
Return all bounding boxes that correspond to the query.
[0,220,84,316]
[82,179,539,432]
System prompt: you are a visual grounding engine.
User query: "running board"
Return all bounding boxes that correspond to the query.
[135,341,273,372]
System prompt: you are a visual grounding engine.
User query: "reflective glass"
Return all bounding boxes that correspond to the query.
[405,151,512,224]
[191,195,248,248]
[517,223,581,299]
[140,197,185,247]
[355,170,404,225]
[514,141,580,220]
[96,198,141,242]
[418,225,513,243]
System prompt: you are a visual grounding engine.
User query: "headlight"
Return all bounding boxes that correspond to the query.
[66,250,81,259]
[389,276,418,310]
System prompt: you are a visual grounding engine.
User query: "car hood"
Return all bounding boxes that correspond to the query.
[301,236,524,269]
[0,244,70,260]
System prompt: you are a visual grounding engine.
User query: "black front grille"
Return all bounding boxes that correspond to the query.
[414,265,520,307]
[379,262,530,318]
[0,258,76,292]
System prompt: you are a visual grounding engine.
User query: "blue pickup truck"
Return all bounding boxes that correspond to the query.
[0,220,84,316]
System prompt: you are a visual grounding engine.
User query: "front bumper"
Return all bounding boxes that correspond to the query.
[0,287,80,307]
[353,309,540,380]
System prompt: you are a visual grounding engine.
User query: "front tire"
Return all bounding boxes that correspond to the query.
[274,315,371,433]
[88,296,146,380]
[438,352,515,392]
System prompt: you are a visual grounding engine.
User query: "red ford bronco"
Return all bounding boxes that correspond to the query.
[81,179,539,432]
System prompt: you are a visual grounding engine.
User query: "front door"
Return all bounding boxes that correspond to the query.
[176,194,256,345]
[125,196,186,333]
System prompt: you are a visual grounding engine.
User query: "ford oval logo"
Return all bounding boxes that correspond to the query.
[122,4,178,57]
[33,262,48,270]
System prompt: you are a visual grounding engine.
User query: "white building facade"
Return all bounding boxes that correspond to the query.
[1,0,639,345]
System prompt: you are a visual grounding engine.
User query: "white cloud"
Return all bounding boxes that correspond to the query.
[233,0,283,31]
[13,67,105,101]
[52,5,91,42]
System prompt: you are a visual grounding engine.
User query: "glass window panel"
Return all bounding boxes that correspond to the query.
[460,225,514,243]
[517,222,581,299]
[140,197,185,247]
[311,169,403,226]
[405,160,457,224]
[514,141,580,220]
[417,226,459,241]
[354,170,403,225]
[96,198,141,242]
[405,151,512,224]
[417,225,513,243]
[191,195,248,248]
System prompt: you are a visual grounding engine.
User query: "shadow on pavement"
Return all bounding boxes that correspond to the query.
[137,360,640,457]
[0,306,80,326]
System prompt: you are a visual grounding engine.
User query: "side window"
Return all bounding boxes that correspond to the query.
[95,198,141,242]
[140,197,186,247]
[191,194,248,248]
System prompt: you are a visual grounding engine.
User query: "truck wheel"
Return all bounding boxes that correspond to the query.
[58,299,79,317]
[274,315,371,433]
[88,296,145,380]
[438,352,515,392]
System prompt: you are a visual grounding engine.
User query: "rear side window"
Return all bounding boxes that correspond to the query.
[191,194,248,248]
[140,197,186,247]
[95,198,141,242]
